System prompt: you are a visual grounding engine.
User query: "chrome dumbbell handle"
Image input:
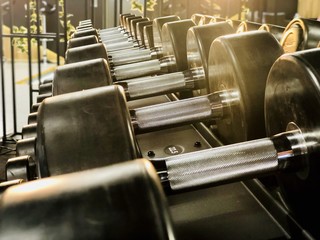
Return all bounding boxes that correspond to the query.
[120,67,205,100]
[113,56,176,80]
[131,90,239,133]
[163,129,308,191]
[111,49,155,66]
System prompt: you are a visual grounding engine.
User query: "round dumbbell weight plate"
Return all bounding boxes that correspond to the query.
[37,85,140,177]
[187,22,235,95]
[265,48,320,237]
[208,31,284,144]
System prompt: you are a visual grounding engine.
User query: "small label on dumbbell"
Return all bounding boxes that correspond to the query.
[164,145,183,155]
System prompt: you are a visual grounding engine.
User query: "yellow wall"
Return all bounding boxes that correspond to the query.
[298,0,320,18]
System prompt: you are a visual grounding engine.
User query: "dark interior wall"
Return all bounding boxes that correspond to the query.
[247,0,298,25]
[265,0,298,19]
[157,0,241,19]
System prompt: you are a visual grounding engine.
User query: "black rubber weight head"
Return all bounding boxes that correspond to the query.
[152,15,180,48]
[187,22,235,95]
[208,31,284,144]
[0,159,175,240]
[161,19,196,72]
[53,58,112,96]
[65,43,108,64]
[72,28,99,38]
[265,48,320,238]
[137,20,153,45]
[67,35,99,49]
[36,85,140,177]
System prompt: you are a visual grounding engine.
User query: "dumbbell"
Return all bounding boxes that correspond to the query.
[7,47,320,238]
[11,31,283,180]
[0,159,175,240]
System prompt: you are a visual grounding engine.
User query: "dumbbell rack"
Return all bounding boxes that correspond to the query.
[130,95,312,239]
[4,14,319,239]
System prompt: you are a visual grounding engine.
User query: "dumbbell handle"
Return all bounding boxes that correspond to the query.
[119,67,205,100]
[103,35,135,46]
[99,29,130,39]
[163,130,307,190]
[105,41,138,52]
[131,90,239,133]
[113,56,176,80]
[110,49,159,66]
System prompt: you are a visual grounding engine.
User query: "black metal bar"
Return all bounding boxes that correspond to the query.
[158,0,162,17]
[226,0,230,18]
[143,0,147,17]
[9,0,17,135]
[187,0,191,18]
[239,0,242,20]
[2,33,62,38]
[91,0,95,26]
[114,0,118,27]
[102,0,106,28]
[36,0,42,87]
[55,0,60,66]
[84,0,88,20]
[26,0,34,111]
[0,0,7,141]
[63,0,68,54]
[119,0,123,14]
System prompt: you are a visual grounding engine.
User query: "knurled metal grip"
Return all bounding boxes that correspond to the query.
[132,90,238,133]
[132,94,223,133]
[123,68,205,100]
[166,138,278,190]
[113,59,161,80]
[103,36,132,46]
[111,49,153,66]
[105,41,136,52]
[125,72,187,99]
